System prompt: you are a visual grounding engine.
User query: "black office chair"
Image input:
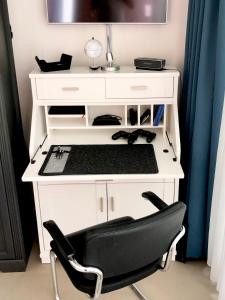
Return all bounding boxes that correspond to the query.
[43,191,186,300]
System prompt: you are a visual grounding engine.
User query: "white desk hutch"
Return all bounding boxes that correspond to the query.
[23,66,184,263]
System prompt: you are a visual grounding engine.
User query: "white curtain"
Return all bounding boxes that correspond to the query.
[208,95,225,300]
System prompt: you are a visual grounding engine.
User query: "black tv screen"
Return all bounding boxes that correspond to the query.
[47,0,168,24]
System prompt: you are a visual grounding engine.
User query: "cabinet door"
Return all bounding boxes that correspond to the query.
[107,182,174,221]
[38,183,107,250]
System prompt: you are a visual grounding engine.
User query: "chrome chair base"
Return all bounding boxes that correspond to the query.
[130,284,149,300]
[50,250,61,300]
[50,250,148,300]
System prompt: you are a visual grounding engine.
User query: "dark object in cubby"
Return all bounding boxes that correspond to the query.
[48,106,85,115]
[129,108,137,125]
[35,53,72,72]
[93,115,122,126]
[153,105,164,126]
[140,109,151,125]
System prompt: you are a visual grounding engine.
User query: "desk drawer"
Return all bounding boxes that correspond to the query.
[106,77,174,99]
[36,78,105,101]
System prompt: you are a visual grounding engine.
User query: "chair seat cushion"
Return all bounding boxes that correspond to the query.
[77,258,162,296]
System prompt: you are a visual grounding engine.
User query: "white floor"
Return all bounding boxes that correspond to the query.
[0,245,218,300]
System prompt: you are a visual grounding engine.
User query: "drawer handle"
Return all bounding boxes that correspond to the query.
[110,197,115,212]
[100,197,104,212]
[62,87,80,91]
[130,85,148,91]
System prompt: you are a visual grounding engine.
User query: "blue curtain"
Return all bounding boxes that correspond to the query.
[180,0,225,258]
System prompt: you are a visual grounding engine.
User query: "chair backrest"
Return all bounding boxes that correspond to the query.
[44,201,186,279]
[81,202,186,278]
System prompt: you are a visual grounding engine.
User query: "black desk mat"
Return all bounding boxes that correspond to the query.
[39,144,159,176]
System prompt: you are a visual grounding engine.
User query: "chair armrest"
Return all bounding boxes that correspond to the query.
[142,191,168,210]
[43,220,76,259]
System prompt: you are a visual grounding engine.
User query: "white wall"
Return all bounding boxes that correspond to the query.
[7,0,189,142]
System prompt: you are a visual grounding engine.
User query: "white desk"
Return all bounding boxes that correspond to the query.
[23,66,183,263]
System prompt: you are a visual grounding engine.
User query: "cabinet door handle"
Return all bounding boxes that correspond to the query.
[62,87,80,91]
[130,85,148,91]
[100,197,104,212]
[110,197,115,212]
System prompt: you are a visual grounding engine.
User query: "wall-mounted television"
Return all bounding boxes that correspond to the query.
[47,0,168,24]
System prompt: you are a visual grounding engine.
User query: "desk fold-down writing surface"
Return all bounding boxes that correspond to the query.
[22,133,184,182]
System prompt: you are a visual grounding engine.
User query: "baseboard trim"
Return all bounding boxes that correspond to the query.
[40,251,51,264]
[0,259,27,272]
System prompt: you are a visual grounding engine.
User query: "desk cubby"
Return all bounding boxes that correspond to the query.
[23,66,183,263]
[45,103,168,136]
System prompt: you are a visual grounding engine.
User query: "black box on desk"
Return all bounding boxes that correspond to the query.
[134,58,166,71]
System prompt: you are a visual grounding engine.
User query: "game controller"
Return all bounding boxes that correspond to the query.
[112,129,156,144]
[132,129,156,143]
[112,131,138,145]
[112,130,129,140]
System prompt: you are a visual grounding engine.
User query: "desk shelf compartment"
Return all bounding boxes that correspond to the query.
[44,104,168,133]
[47,117,87,129]
[87,105,126,128]
[126,104,167,131]
[46,106,87,130]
